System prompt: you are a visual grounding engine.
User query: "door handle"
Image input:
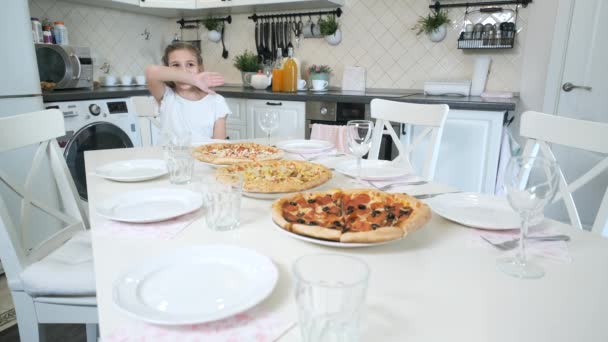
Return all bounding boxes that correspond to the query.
[266,101,282,106]
[562,82,592,92]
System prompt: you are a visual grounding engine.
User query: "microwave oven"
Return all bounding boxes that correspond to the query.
[35,44,93,89]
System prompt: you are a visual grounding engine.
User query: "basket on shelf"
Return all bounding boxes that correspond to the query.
[457,6,519,50]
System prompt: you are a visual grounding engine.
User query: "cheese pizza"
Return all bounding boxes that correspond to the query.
[193,142,283,165]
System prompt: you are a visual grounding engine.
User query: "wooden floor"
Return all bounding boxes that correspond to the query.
[0,324,86,342]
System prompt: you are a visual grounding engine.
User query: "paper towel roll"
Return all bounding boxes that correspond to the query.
[471,56,491,96]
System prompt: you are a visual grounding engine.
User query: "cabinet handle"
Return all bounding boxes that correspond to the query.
[266,102,282,106]
[226,136,230,140]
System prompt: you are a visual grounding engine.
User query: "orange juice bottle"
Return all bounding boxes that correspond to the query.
[282,47,297,92]
[272,48,284,92]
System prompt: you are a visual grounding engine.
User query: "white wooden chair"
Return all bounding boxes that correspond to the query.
[0,109,98,341]
[368,99,449,180]
[520,111,608,236]
[131,96,161,147]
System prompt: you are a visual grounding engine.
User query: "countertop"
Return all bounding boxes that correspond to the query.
[42,85,518,111]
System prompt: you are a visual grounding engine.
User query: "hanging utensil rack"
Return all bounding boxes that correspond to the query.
[429,0,532,11]
[177,16,232,58]
[247,8,342,22]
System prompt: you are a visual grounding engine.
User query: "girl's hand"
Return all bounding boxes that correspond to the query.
[193,72,225,94]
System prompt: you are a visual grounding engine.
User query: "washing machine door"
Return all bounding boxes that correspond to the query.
[64,122,133,200]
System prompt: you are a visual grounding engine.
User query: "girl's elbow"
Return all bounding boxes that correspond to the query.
[145,65,160,79]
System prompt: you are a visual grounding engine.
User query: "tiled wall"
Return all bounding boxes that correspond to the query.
[29,0,174,80]
[29,0,528,91]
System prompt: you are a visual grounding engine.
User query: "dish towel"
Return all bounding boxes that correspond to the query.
[470,221,571,263]
[103,309,295,342]
[310,124,349,153]
[94,211,201,240]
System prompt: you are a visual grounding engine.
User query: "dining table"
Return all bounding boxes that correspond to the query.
[85,144,608,342]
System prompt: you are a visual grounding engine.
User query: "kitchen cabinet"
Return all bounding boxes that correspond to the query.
[246,99,305,139]
[139,0,196,9]
[225,97,247,140]
[404,109,505,194]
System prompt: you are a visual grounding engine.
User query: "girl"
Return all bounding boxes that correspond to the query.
[146,42,227,141]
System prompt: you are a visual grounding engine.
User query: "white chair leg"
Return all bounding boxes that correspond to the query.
[86,323,99,342]
[11,291,44,342]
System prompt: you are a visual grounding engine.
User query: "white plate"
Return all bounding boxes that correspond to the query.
[96,188,202,223]
[335,160,411,181]
[94,159,167,182]
[113,245,278,325]
[427,192,542,230]
[276,139,334,154]
[273,221,400,248]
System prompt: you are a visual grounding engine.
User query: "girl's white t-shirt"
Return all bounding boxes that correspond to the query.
[159,87,231,142]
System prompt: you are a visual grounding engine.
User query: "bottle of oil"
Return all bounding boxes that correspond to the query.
[272,48,284,92]
[282,47,297,92]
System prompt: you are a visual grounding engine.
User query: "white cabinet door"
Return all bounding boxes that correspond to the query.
[139,0,196,9]
[225,98,246,126]
[246,99,305,139]
[226,125,245,140]
[405,110,504,194]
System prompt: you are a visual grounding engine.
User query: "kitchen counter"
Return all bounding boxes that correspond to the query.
[43,85,518,111]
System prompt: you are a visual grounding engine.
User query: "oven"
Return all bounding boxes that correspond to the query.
[305,101,399,160]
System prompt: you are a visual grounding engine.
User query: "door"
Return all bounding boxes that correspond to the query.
[139,0,196,9]
[543,0,608,228]
[246,100,305,139]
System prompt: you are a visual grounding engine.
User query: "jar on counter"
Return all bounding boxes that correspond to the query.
[54,21,69,45]
[31,17,43,43]
[42,25,53,44]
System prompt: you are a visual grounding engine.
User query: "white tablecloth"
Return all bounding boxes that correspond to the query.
[85,147,608,342]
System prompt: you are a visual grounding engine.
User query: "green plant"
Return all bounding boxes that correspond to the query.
[203,18,223,31]
[412,10,450,35]
[233,50,260,72]
[308,64,332,74]
[319,14,339,36]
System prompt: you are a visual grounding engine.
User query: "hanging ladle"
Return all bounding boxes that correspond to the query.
[221,23,228,59]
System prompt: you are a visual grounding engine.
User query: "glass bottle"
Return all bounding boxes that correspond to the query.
[282,47,297,92]
[272,48,284,92]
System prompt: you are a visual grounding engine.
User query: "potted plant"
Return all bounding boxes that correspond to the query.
[308,64,332,82]
[412,10,451,43]
[319,14,341,46]
[233,50,260,87]
[203,18,222,43]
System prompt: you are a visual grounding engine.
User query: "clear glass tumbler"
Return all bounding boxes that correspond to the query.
[293,254,370,342]
[201,179,242,231]
[165,145,194,185]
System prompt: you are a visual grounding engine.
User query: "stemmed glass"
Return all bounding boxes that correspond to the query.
[258,111,280,144]
[346,120,374,184]
[499,156,559,279]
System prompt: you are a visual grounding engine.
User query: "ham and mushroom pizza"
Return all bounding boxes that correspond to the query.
[272,189,431,243]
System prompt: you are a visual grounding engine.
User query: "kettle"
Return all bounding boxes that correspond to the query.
[251,73,272,90]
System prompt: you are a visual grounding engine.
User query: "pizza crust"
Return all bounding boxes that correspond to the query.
[340,227,404,243]
[291,224,342,241]
[393,193,432,234]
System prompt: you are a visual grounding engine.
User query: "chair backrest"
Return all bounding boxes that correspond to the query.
[0,109,86,285]
[520,111,608,235]
[369,99,449,180]
[131,96,160,147]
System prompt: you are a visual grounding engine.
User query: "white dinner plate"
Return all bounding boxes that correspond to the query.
[113,245,278,325]
[93,159,167,182]
[273,221,401,248]
[275,139,334,154]
[427,192,542,230]
[335,160,411,181]
[96,188,202,223]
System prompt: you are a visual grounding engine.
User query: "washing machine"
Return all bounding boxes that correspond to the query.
[45,98,141,201]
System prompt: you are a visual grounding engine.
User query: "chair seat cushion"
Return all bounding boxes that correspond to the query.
[20,231,96,297]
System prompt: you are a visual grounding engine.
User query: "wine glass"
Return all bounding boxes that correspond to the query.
[346,120,374,184]
[258,111,280,144]
[498,156,559,279]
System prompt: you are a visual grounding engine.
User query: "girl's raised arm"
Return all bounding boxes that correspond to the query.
[145,65,225,102]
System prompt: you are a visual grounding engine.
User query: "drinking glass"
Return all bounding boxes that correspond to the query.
[199,176,242,231]
[293,254,370,342]
[498,156,559,279]
[346,120,374,184]
[258,110,280,144]
[163,132,193,185]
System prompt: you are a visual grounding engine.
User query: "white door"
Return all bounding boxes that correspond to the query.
[246,99,305,139]
[139,0,196,9]
[544,0,608,228]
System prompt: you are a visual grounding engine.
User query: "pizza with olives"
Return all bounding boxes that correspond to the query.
[193,142,283,165]
[272,189,431,243]
[217,160,332,193]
